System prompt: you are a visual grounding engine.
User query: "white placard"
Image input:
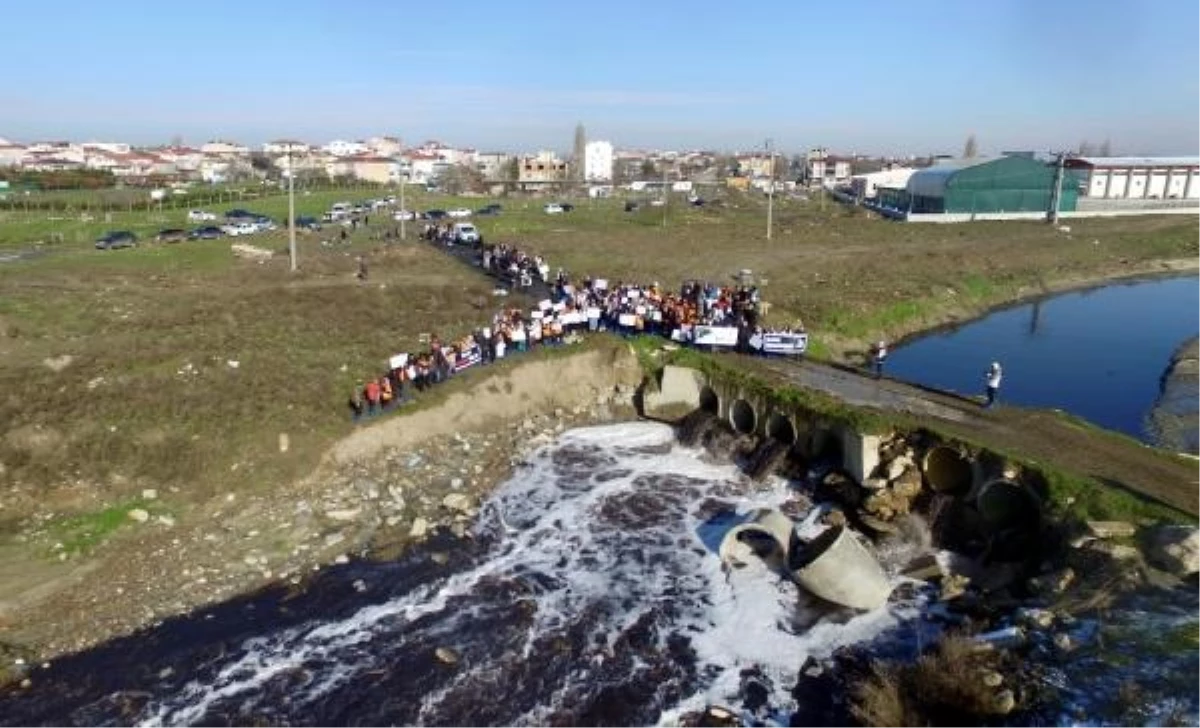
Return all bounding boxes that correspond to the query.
[561,312,584,325]
[618,313,636,327]
[538,299,552,311]
[389,353,409,370]
[509,328,526,342]
[586,307,602,319]
[752,332,809,355]
[693,325,739,347]
[530,310,544,320]
[594,279,608,290]
[552,302,566,312]
[635,305,646,315]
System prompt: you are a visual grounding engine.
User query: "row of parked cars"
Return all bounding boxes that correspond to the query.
[96,208,285,250]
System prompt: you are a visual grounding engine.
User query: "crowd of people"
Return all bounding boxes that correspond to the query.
[347,238,808,421]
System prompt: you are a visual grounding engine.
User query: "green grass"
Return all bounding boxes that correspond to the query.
[44,497,168,556]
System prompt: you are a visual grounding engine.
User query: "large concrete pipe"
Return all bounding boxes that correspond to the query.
[699,386,720,414]
[765,412,797,446]
[718,508,797,570]
[729,398,757,435]
[789,526,893,611]
[922,446,974,495]
[976,479,1041,530]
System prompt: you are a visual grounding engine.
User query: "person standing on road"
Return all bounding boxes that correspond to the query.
[872,340,888,378]
[356,255,369,283]
[983,361,1003,408]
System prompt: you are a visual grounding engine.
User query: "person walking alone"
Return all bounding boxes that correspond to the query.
[983,361,1003,408]
[872,340,888,379]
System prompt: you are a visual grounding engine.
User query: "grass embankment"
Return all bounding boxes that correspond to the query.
[0,221,506,537]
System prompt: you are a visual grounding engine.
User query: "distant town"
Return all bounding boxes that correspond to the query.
[1,131,1197,220]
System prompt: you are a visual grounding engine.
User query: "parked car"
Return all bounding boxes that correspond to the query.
[155,228,189,243]
[424,209,448,221]
[253,217,277,231]
[476,203,503,216]
[447,207,472,218]
[222,222,257,236]
[224,208,256,220]
[189,226,225,240]
[393,209,417,221]
[452,222,481,246]
[187,209,216,222]
[294,216,321,231]
[624,201,641,213]
[560,203,575,212]
[543,203,564,215]
[95,231,138,250]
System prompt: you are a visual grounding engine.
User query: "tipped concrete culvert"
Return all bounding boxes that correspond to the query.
[976,479,1042,530]
[922,445,974,495]
[718,508,797,569]
[699,386,720,414]
[790,526,893,611]
[765,412,797,445]
[729,399,756,435]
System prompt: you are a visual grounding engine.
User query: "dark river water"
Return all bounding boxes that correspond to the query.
[886,274,1199,445]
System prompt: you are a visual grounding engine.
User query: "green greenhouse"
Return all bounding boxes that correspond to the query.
[878,155,1079,214]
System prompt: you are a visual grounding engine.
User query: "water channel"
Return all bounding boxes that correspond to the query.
[886,274,1200,449]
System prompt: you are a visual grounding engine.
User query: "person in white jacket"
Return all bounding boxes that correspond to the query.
[984,361,1003,408]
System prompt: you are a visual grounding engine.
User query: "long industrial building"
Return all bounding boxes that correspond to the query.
[1064,156,1200,200]
[876,156,1077,214]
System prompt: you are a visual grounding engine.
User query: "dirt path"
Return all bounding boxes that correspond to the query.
[748,356,1199,516]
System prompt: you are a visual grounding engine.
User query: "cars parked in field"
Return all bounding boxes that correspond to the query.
[294,216,321,231]
[222,222,258,237]
[189,226,225,240]
[543,203,564,214]
[447,208,472,218]
[95,231,138,250]
[188,209,217,222]
[476,203,503,216]
[452,222,481,245]
[156,228,189,243]
[423,209,448,221]
[392,209,416,221]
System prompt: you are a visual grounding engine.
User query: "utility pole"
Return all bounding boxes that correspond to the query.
[1048,151,1066,225]
[661,161,668,228]
[766,138,775,240]
[287,147,297,272]
[399,142,407,240]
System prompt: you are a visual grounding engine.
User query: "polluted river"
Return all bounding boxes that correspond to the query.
[1,415,1197,726]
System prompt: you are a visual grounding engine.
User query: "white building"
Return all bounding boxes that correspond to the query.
[81,142,131,155]
[584,140,614,182]
[201,140,249,156]
[324,139,368,157]
[475,152,512,181]
[1065,156,1200,200]
[850,167,917,199]
[366,136,403,157]
[263,139,310,155]
[0,141,26,167]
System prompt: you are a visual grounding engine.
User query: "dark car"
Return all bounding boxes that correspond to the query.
[189,226,225,240]
[424,209,448,221]
[560,203,575,213]
[225,208,255,220]
[476,203,503,216]
[624,201,641,213]
[95,231,138,250]
[294,216,322,231]
[156,228,188,243]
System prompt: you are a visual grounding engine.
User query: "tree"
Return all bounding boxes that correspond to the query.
[640,159,657,179]
[437,164,486,195]
[573,123,587,182]
[1098,139,1112,157]
[1077,140,1095,156]
[962,134,978,159]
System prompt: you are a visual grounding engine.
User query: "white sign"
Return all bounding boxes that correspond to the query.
[560,312,585,326]
[693,326,740,347]
[509,328,527,342]
[586,307,602,319]
[594,279,609,290]
[389,353,409,370]
[552,302,566,312]
[530,310,544,320]
[750,332,809,355]
[618,313,637,327]
[538,299,552,311]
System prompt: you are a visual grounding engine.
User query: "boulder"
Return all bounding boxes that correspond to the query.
[900,553,944,582]
[1144,525,1199,576]
[885,455,914,481]
[435,647,460,665]
[1029,567,1075,595]
[442,493,473,513]
[1086,521,1136,539]
[127,508,150,523]
[409,517,429,539]
[890,468,923,499]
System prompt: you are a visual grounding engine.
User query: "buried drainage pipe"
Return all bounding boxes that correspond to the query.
[765,412,797,445]
[699,386,720,414]
[789,526,893,611]
[976,479,1042,530]
[922,445,974,495]
[729,399,757,435]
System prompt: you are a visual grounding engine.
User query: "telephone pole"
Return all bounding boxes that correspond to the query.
[399,141,407,240]
[1048,151,1066,225]
[766,138,775,240]
[286,147,297,272]
[661,161,669,228]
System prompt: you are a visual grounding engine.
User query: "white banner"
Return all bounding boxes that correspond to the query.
[530,310,544,320]
[671,328,690,343]
[560,311,584,326]
[750,332,809,355]
[509,328,526,342]
[586,307,602,319]
[693,325,740,347]
[389,353,409,370]
[538,299,552,311]
[594,279,608,290]
[618,313,637,327]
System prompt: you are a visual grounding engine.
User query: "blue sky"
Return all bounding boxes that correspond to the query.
[2,0,1197,155]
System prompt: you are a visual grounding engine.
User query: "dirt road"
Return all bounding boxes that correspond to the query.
[745,356,1198,516]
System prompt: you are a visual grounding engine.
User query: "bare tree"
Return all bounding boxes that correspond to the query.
[963,134,978,159]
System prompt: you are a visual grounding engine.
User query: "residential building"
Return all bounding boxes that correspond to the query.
[324,139,368,157]
[0,141,26,167]
[1064,156,1200,200]
[345,155,399,184]
[366,136,403,157]
[81,141,131,155]
[584,140,613,182]
[157,146,205,175]
[475,152,513,182]
[201,140,250,156]
[518,150,568,188]
[737,153,776,179]
[263,139,311,155]
[404,151,443,185]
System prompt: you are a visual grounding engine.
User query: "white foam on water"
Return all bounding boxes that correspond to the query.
[140,422,917,726]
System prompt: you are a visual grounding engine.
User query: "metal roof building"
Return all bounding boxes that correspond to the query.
[1064,156,1200,200]
[898,155,1078,214]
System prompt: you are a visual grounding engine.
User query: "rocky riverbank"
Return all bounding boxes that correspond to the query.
[1146,336,1199,455]
[0,342,643,667]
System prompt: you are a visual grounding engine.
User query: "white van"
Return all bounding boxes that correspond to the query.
[452,223,480,245]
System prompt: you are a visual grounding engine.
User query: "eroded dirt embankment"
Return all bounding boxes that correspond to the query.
[0,342,643,663]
